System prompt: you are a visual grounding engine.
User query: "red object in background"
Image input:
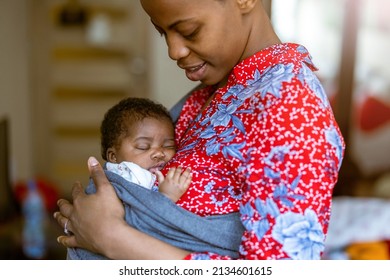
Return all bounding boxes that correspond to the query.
[14,178,60,213]
[357,95,390,132]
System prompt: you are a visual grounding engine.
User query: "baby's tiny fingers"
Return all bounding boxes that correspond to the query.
[154,170,165,184]
[179,167,192,186]
[182,167,192,177]
[165,167,177,179]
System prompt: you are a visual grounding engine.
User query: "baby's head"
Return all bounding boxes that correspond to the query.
[100,97,176,173]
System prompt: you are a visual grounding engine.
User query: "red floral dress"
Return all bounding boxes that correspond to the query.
[164,43,345,260]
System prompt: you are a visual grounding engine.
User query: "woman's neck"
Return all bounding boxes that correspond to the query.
[200,86,218,112]
[241,3,281,61]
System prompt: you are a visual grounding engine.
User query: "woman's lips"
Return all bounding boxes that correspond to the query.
[184,62,207,81]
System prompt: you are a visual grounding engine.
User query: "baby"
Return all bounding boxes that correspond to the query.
[100,97,191,202]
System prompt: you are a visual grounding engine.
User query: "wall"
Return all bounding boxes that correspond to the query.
[147,24,195,110]
[0,0,195,190]
[0,0,32,184]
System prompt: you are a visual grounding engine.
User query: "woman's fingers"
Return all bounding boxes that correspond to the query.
[53,207,70,229]
[56,198,73,220]
[53,210,80,248]
[71,180,84,201]
[87,157,114,196]
[57,235,78,248]
[87,157,108,186]
[54,181,84,228]
[53,157,123,251]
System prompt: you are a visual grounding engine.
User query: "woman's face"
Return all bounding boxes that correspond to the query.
[140,0,251,86]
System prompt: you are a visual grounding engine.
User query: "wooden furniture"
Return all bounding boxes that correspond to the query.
[30,0,149,197]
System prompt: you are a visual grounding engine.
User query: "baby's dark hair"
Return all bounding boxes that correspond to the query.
[100,97,173,161]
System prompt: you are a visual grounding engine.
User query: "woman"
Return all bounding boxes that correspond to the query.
[54,0,345,260]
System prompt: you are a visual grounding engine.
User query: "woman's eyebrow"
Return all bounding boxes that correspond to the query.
[151,18,194,31]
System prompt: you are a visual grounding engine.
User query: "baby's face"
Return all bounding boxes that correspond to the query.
[113,117,176,173]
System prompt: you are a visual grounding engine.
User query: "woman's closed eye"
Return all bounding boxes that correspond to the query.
[182,28,199,40]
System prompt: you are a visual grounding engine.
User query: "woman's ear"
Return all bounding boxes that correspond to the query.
[106,148,117,163]
[236,0,257,13]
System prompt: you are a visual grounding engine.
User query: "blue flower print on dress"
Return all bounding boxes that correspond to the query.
[204,181,216,194]
[256,64,295,99]
[264,145,292,167]
[263,145,306,207]
[198,100,248,159]
[272,209,325,260]
[246,68,262,86]
[325,125,344,170]
[230,64,295,103]
[299,64,330,110]
[273,179,306,208]
[191,254,212,260]
[200,64,295,160]
[255,197,280,218]
[199,126,216,140]
[240,201,269,240]
[210,195,229,207]
[297,45,315,68]
[222,142,246,161]
[263,145,292,182]
[223,84,246,100]
[204,180,235,207]
[211,103,238,127]
[210,103,246,134]
[264,166,280,180]
[228,186,243,200]
[179,141,197,153]
[240,198,279,240]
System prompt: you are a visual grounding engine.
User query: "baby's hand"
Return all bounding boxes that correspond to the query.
[155,166,192,202]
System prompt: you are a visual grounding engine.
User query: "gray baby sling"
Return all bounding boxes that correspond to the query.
[67,86,245,259]
[67,171,244,259]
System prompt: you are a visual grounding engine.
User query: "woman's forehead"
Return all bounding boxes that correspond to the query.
[141,0,231,32]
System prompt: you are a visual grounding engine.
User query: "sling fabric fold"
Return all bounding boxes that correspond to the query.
[67,170,244,259]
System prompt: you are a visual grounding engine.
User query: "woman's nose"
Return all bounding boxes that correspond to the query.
[166,34,190,61]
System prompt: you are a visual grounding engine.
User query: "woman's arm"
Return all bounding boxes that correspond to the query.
[54,157,190,259]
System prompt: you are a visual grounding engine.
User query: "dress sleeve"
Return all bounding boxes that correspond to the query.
[183,78,345,260]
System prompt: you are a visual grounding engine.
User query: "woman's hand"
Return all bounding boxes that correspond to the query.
[54,156,125,254]
[54,156,190,259]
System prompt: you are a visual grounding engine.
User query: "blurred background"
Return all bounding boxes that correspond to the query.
[0,0,389,260]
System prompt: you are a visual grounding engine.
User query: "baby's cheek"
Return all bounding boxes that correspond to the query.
[167,150,176,161]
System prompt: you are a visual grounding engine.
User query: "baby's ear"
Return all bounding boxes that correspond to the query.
[237,0,257,13]
[106,148,117,163]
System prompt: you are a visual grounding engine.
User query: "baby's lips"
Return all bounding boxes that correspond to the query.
[149,164,165,174]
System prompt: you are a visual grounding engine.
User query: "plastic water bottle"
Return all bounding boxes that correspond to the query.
[22,180,47,259]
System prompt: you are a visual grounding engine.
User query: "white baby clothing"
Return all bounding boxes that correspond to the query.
[105,161,156,190]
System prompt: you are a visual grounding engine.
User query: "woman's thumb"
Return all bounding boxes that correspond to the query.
[88,156,110,192]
